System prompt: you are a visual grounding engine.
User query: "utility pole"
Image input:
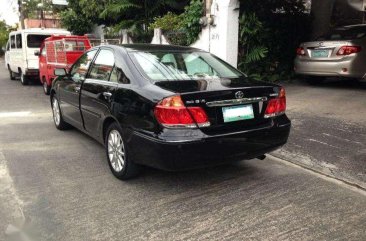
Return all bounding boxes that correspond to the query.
[18,0,25,29]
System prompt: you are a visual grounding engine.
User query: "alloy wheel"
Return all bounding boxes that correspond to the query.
[107,130,126,172]
[52,98,61,126]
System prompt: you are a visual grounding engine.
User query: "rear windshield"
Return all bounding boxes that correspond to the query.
[129,51,243,81]
[319,27,366,40]
[27,34,51,48]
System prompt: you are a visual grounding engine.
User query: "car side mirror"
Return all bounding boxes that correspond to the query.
[34,50,40,56]
[54,68,67,76]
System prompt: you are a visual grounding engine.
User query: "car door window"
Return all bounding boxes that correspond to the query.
[10,35,15,49]
[16,34,22,48]
[88,49,115,81]
[109,66,130,84]
[70,50,97,82]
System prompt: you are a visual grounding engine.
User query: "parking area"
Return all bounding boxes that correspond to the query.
[275,79,366,189]
[0,61,366,240]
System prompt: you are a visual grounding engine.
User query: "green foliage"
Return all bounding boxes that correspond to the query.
[180,0,203,45]
[60,9,94,35]
[99,0,188,40]
[149,0,203,46]
[238,0,311,82]
[0,20,10,56]
[59,0,190,42]
[150,12,183,31]
[238,13,268,71]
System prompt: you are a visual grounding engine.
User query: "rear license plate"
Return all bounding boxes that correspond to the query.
[222,105,254,123]
[311,49,330,58]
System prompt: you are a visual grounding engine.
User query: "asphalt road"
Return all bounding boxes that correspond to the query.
[275,80,366,189]
[0,61,365,241]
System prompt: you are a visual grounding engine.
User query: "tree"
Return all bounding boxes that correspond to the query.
[0,20,10,55]
[60,9,94,35]
[60,0,189,39]
[99,0,188,32]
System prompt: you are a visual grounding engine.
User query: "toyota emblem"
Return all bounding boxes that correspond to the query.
[235,91,244,99]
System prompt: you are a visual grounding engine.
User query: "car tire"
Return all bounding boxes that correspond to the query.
[51,95,69,130]
[105,123,140,180]
[20,71,29,85]
[43,78,50,95]
[8,68,16,80]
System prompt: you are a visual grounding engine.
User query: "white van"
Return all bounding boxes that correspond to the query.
[5,28,71,85]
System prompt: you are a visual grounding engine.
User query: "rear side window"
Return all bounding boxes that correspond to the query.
[27,34,51,48]
[88,49,115,81]
[16,34,22,48]
[10,35,15,49]
[320,27,366,40]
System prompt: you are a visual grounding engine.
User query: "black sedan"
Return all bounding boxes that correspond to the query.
[50,44,291,180]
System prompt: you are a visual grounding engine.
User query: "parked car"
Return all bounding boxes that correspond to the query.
[4,28,71,85]
[294,24,366,84]
[50,44,291,180]
[36,35,91,95]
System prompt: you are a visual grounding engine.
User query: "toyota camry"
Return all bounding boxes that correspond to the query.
[50,44,291,180]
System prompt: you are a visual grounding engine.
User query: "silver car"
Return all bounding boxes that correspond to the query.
[294,24,366,83]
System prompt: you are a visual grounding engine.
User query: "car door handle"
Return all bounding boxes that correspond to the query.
[102,92,113,101]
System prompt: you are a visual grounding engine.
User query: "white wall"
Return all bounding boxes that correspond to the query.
[191,0,240,67]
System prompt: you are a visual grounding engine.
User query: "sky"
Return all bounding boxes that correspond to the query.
[0,0,19,26]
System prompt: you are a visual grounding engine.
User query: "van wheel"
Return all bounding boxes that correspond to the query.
[43,78,50,95]
[20,71,29,85]
[105,123,140,180]
[8,68,16,80]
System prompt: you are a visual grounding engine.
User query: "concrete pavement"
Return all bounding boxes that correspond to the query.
[275,80,366,189]
[0,60,365,241]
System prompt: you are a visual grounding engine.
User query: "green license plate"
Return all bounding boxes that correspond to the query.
[222,105,254,123]
[311,49,329,58]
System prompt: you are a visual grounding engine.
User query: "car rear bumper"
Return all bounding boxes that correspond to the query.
[25,69,39,76]
[128,116,291,171]
[294,57,365,78]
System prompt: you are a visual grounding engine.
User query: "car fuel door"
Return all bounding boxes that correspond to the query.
[80,49,117,137]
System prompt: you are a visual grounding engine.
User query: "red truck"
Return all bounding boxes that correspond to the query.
[37,35,91,94]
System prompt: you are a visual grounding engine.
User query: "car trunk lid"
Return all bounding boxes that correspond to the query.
[154,78,281,134]
[300,40,358,60]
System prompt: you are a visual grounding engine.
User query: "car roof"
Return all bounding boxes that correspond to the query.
[10,28,71,35]
[95,44,204,53]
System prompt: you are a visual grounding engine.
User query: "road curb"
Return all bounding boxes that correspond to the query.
[267,154,366,196]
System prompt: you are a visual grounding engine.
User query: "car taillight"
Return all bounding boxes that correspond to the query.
[296,47,306,56]
[336,46,361,55]
[154,95,210,128]
[264,88,286,118]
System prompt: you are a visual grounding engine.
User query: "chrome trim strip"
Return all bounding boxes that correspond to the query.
[206,97,268,107]
[264,111,285,118]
